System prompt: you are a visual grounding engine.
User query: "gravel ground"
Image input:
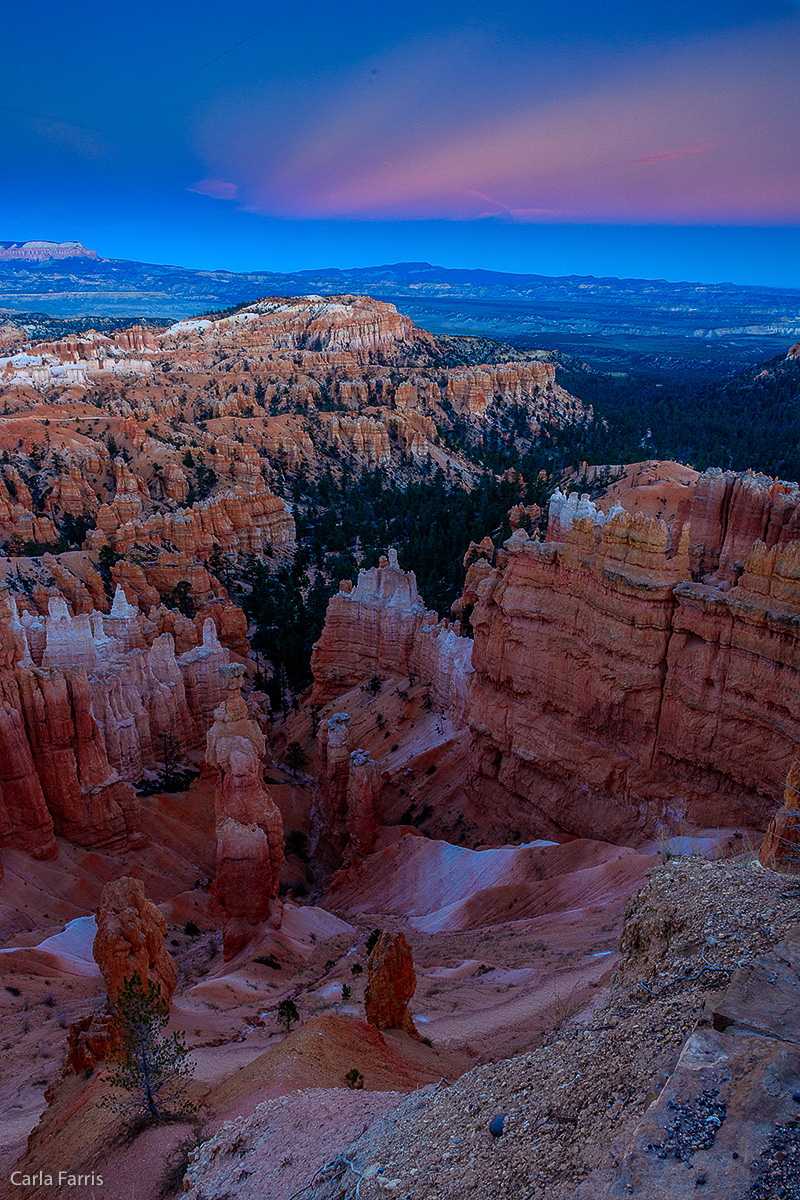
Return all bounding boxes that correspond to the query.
[183,1088,407,1200]
[749,1121,800,1199]
[293,857,800,1200]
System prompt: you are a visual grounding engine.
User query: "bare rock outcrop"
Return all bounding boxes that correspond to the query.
[685,467,800,583]
[316,712,353,865]
[0,240,98,262]
[93,876,178,1004]
[365,932,420,1039]
[206,663,283,958]
[89,483,295,560]
[316,715,380,865]
[66,876,178,1075]
[346,748,379,856]
[15,663,140,849]
[311,549,473,726]
[0,584,237,859]
[760,759,800,872]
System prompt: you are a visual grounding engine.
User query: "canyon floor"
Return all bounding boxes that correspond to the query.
[0,685,653,1198]
[0,674,787,1200]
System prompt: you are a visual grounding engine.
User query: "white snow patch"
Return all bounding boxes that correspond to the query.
[0,915,100,976]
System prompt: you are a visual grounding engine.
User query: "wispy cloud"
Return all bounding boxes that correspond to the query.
[635,140,718,166]
[188,178,238,200]
[4,105,113,160]
[193,18,800,224]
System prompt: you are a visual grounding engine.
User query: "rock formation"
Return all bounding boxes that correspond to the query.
[0,295,587,563]
[0,239,98,262]
[316,713,353,864]
[316,714,380,865]
[88,483,295,560]
[93,876,178,1005]
[0,584,236,860]
[547,488,623,540]
[346,749,380,857]
[469,470,800,843]
[206,663,284,958]
[311,549,473,726]
[364,932,420,1039]
[759,759,800,872]
[66,1011,116,1074]
[64,876,179,1075]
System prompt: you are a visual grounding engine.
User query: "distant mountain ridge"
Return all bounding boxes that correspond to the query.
[0,240,98,262]
[1,248,798,362]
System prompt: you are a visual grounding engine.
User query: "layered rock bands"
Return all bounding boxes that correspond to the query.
[310,548,473,726]
[470,469,800,842]
[311,469,800,845]
[0,584,232,861]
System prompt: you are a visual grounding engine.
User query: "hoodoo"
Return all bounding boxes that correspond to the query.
[93,876,178,1005]
[206,663,284,957]
[316,714,380,865]
[364,932,420,1039]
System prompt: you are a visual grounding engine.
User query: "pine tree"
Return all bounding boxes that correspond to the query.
[103,971,194,1126]
[277,998,299,1033]
[285,741,309,776]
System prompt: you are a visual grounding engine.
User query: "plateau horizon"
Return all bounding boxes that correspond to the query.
[3,229,800,291]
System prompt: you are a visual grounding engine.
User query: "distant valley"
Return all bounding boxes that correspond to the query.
[1,245,799,372]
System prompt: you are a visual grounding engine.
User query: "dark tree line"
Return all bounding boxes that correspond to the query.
[552,352,800,479]
[241,467,533,704]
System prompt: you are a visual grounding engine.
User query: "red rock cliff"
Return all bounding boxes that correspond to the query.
[310,549,473,726]
[469,471,800,843]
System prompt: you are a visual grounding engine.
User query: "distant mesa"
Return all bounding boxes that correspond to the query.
[0,240,98,263]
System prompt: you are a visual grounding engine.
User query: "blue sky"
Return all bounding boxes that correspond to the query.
[3,1,799,285]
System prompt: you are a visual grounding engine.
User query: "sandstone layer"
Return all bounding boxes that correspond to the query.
[468,469,800,842]
[206,663,284,958]
[311,549,473,726]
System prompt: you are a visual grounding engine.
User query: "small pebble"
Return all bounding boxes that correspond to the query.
[489,1113,507,1138]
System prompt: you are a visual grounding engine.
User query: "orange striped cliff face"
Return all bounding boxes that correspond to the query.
[467,468,800,845]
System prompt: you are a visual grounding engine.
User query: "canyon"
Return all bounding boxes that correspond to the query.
[310,463,800,847]
[0,293,797,1200]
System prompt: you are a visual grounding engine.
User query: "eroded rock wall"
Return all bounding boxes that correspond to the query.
[0,585,234,858]
[470,475,800,842]
[310,549,473,726]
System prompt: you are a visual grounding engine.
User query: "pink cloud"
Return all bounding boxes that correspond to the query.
[188,177,238,201]
[194,19,800,225]
[635,141,717,166]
